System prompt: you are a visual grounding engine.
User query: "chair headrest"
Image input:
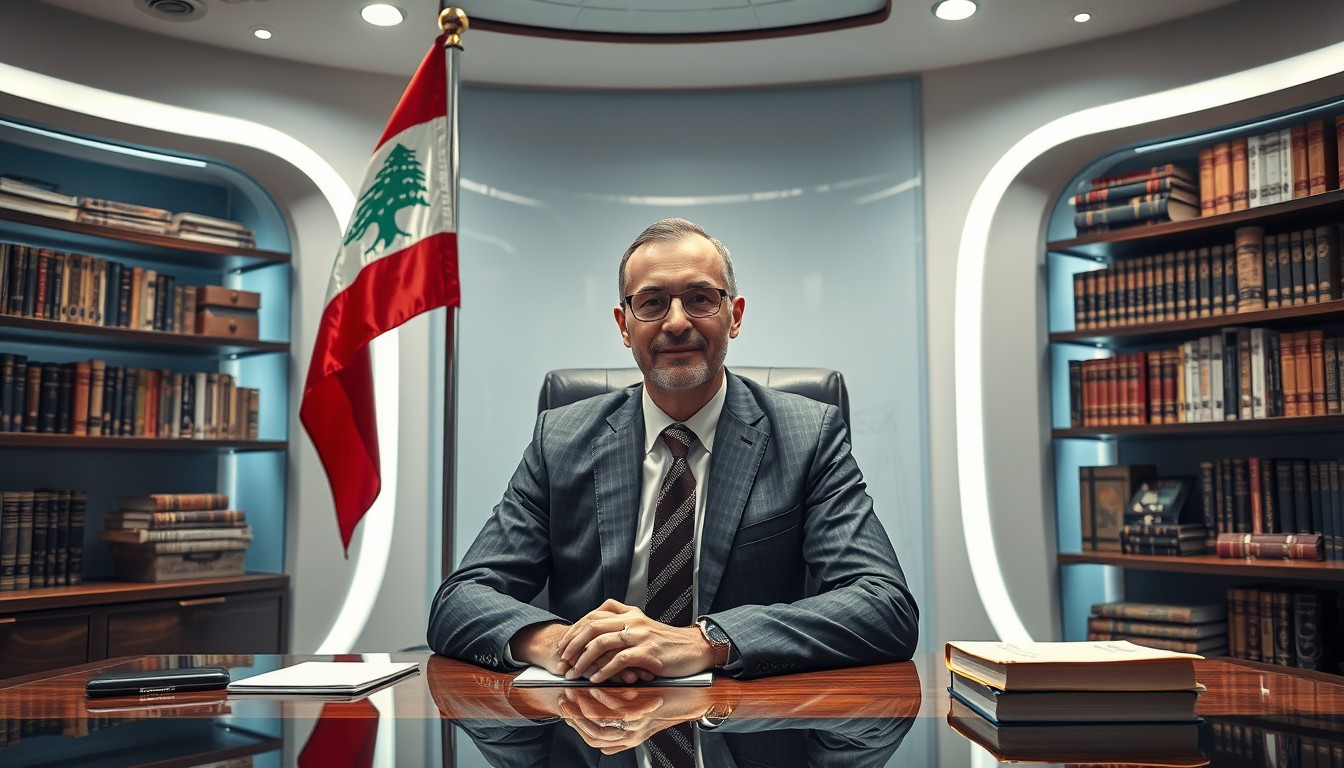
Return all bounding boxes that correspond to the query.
[538,367,849,425]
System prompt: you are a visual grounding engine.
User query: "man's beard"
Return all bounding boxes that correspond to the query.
[637,332,727,392]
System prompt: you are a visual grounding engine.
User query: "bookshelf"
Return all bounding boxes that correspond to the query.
[0,118,291,678]
[1047,98,1344,677]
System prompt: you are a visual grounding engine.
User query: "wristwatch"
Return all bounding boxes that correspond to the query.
[697,619,733,669]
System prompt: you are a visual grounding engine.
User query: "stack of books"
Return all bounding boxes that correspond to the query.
[77,197,174,235]
[0,177,78,222]
[1072,164,1200,235]
[100,493,250,583]
[1088,601,1229,656]
[945,640,1206,766]
[173,212,256,249]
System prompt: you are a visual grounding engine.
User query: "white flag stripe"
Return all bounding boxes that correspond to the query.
[326,116,453,303]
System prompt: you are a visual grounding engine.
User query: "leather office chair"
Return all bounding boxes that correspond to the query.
[537,366,850,424]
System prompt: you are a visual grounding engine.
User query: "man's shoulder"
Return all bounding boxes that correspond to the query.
[730,372,834,424]
[538,384,640,437]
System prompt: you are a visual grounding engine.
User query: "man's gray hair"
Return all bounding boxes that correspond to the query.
[618,218,737,300]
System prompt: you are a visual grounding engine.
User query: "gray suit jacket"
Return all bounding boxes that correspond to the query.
[427,371,918,678]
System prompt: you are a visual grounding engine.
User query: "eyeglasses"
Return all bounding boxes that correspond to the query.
[623,287,729,322]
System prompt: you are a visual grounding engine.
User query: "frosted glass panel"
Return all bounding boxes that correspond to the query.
[448,79,929,633]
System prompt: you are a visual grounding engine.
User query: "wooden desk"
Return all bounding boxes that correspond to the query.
[0,652,1339,766]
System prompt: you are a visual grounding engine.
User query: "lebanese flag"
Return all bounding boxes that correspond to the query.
[301,35,460,554]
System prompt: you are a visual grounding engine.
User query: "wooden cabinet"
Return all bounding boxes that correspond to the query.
[0,118,292,675]
[0,575,286,678]
[1047,100,1344,677]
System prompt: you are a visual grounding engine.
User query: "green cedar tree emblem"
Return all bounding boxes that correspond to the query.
[344,142,430,254]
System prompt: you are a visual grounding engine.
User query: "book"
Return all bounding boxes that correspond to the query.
[1087,617,1228,640]
[1070,176,1197,207]
[1074,196,1200,230]
[948,670,1200,724]
[1088,164,1195,191]
[0,176,78,206]
[512,665,713,687]
[226,661,420,696]
[121,493,230,511]
[944,640,1199,692]
[104,509,246,528]
[1085,632,1226,655]
[1091,602,1225,624]
[946,699,1207,766]
[1215,532,1323,560]
[99,525,252,544]
[0,192,80,221]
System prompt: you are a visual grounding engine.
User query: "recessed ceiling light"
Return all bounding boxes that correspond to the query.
[361,3,405,27]
[251,26,273,40]
[932,0,977,21]
[1073,11,1093,23]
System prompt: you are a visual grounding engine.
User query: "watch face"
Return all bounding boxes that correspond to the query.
[705,621,729,645]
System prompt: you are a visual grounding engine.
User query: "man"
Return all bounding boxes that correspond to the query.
[428,218,918,685]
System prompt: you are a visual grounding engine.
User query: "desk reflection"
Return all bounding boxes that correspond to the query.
[453,684,914,768]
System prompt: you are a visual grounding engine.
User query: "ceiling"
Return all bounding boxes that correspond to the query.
[36,0,1240,89]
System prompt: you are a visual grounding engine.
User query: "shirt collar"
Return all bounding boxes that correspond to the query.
[641,376,727,456]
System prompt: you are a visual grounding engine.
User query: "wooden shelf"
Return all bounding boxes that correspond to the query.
[1053,414,1344,439]
[1047,188,1344,261]
[0,434,286,451]
[0,314,287,356]
[1058,551,1344,581]
[1050,300,1344,347]
[0,208,289,271]
[0,573,289,613]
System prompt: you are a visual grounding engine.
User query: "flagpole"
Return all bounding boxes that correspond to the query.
[439,6,467,582]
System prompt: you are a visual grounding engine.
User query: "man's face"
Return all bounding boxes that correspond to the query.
[614,234,744,397]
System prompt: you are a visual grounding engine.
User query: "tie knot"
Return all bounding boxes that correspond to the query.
[661,424,696,459]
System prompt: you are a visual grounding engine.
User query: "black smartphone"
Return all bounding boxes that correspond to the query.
[85,666,230,697]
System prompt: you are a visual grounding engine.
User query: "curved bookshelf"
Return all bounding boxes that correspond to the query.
[0,315,288,356]
[0,208,288,271]
[1054,414,1344,439]
[1049,187,1344,260]
[1051,299,1344,347]
[0,434,286,451]
[1058,552,1344,582]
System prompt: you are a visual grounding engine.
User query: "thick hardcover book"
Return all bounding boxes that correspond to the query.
[1074,196,1199,229]
[87,359,105,435]
[1243,587,1263,662]
[1231,137,1249,210]
[1196,248,1213,318]
[1275,233,1294,308]
[9,357,24,433]
[14,491,33,590]
[1120,536,1207,556]
[1292,590,1323,670]
[1222,243,1239,316]
[1271,590,1293,666]
[1291,124,1310,198]
[1315,224,1339,300]
[1199,147,1216,215]
[98,525,252,544]
[1291,460,1312,533]
[0,353,14,433]
[1259,456,1278,534]
[1213,142,1232,214]
[71,361,90,436]
[50,490,69,586]
[29,490,49,588]
[1307,329,1327,416]
[1234,226,1266,311]
[1307,119,1339,195]
[1289,231,1307,306]
[1086,617,1228,640]
[1198,462,1217,533]
[1079,465,1156,551]
[1210,244,1226,317]
[947,670,1199,725]
[1304,228,1320,303]
[945,640,1198,692]
[1280,331,1300,417]
[66,491,84,585]
[1276,458,1298,534]
[121,493,231,512]
[1091,602,1225,624]
[1089,164,1195,191]
[1085,632,1225,655]
[1215,532,1323,560]
[1267,330,1284,417]
[1071,176,1197,207]
[1226,587,1246,660]
[0,492,17,590]
[55,363,72,434]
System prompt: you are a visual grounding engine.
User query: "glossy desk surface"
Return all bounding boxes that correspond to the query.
[0,652,1340,766]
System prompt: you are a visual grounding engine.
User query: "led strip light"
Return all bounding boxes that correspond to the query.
[955,41,1344,641]
[0,61,398,655]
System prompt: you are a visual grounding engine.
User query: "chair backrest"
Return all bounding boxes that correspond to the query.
[538,366,850,425]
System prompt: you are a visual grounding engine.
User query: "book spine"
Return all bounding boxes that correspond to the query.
[1213,142,1232,214]
[0,492,17,590]
[29,491,48,588]
[1199,148,1216,215]
[1293,590,1322,670]
[1260,457,1277,534]
[1291,124,1310,199]
[13,492,33,590]
[66,491,84,585]
[1231,137,1248,210]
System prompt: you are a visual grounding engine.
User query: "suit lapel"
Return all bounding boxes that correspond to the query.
[699,373,768,613]
[593,388,644,603]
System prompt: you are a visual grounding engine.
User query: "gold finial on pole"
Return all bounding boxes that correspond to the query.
[438,7,469,49]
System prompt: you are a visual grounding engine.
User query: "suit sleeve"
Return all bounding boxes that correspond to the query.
[426,412,565,670]
[706,405,920,677]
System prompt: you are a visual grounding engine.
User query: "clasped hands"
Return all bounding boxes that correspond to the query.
[514,598,714,684]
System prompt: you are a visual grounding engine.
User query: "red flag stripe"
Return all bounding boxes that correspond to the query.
[300,233,459,551]
[376,36,447,151]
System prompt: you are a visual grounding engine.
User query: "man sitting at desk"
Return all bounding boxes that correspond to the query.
[427,217,918,685]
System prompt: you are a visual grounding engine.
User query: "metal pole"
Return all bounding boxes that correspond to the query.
[439,7,467,583]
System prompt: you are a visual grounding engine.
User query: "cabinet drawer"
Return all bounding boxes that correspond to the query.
[105,590,283,657]
[0,613,91,678]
